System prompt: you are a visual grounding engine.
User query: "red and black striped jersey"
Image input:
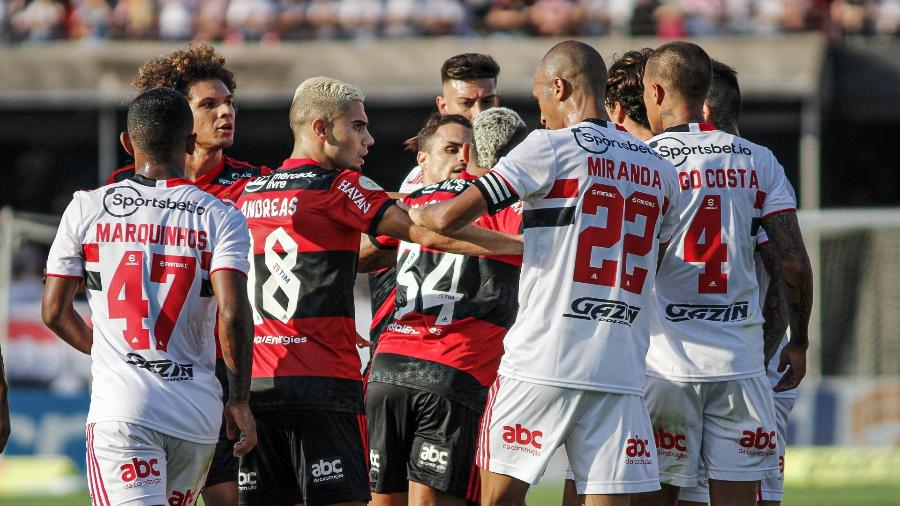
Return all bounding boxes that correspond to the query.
[236,158,395,412]
[368,172,522,411]
[106,156,271,360]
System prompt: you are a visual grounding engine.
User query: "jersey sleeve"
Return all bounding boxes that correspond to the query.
[656,161,681,244]
[474,130,557,214]
[46,193,88,278]
[210,206,251,275]
[370,234,400,250]
[328,171,396,235]
[761,151,797,217]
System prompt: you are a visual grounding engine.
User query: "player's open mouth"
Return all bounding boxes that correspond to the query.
[216,124,234,134]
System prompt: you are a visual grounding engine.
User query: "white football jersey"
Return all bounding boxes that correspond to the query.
[646,123,797,381]
[475,119,681,395]
[398,165,424,193]
[755,231,798,399]
[46,176,250,443]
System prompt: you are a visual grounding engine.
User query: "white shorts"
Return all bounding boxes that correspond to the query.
[678,396,795,503]
[86,421,216,506]
[644,375,779,488]
[477,375,660,495]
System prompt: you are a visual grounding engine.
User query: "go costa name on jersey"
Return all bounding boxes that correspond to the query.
[646,123,797,381]
[369,174,522,412]
[474,119,681,395]
[45,176,251,444]
[236,159,394,412]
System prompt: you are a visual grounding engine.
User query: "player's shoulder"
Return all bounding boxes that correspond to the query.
[106,164,136,185]
[218,156,271,181]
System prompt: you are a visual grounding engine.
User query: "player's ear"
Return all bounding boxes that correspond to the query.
[185,133,196,156]
[119,132,134,156]
[462,143,471,165]
[552,77,570,102]
[702,102,713,123]
[416,150,427,169]
[436,95,448,115]
[312,118,328,142]
[652,83,665,106]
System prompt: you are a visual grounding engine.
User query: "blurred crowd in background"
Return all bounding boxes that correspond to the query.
[2,0,899,43]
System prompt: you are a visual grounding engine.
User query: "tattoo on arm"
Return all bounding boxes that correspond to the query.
[758,243,790,366]
[761,212,814,348]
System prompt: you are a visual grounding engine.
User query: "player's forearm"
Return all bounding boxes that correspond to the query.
[218,306,254,404]
[761,277,790,366]
[41,304,93,354]
[762,212,814,348]
[409,187,490,235]
[412,225,522,256]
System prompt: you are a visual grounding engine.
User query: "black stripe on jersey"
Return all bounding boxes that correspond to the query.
[200,279,213,297]
[251,250,357,320]
[368,234,397,250]
[523,206,577,229]
[243,164,338,194]
[473,173,517,215]
[85,270,102,291]
[112,167,135,182]
[249,376,364,413]
[367,200,396,236]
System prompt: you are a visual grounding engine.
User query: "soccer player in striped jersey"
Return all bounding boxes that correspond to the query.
[43,87,256,506]
[104,44,269,506]
[410,40,683,506]
[636,42,812,506]
[366,107,526,506]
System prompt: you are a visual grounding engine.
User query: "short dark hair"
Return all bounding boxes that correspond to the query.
[404,112,472,152]
[606,48,653,130]
[127,87,194,162]
[441,53,500,83]
[647,41,712,107]
[706,59,741,132]
[132,43,237,99]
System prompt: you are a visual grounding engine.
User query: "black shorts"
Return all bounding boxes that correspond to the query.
[238,409,371,506]
[205,358,239,488]
[366,382,481,501]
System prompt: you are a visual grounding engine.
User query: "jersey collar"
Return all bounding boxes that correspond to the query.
[459,170,478,181]
[584,118,628,132]
[131,174,191,188]
[191,156,227,186]
[280,158,326,170]
[663,122,718,133]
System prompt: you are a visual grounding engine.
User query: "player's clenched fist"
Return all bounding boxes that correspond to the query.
[226,400,257,457]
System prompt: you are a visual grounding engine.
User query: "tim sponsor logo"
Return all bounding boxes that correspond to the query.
[563,297,640,326]
[417,443,450,474]
[126,353,193,381]
[502,424,543,456]
[624,435,654,465]
[103,186,206,218]
[739,427,777,457]
[654,427,688,461]
[310,458,344,484]
[238,471,257,492]
[665,301,749,323]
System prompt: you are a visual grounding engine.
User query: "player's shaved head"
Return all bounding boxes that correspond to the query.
[472,107,528,168]
[290,76,365,138]
[706,59,741,134]
[536,40,608,99]
[645,41,712,109]
[127,87,193,163]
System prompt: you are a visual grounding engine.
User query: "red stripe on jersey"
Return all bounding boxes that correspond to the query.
[200,252,212,271]
[466,460,480,501]
[699,122,717,131]
[251,316,363,380]
[88,424,110,506]
[370,287,396,332]
[662,196,670,216]
[544,178,580,199]
[376,316,507,387]
[83,243,100,262]
[358,414,369,471]
[615,123,628,132]
[754,191,767,210]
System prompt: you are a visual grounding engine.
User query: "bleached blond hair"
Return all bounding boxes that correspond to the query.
[290,76,365,137]
[472,107,528,168]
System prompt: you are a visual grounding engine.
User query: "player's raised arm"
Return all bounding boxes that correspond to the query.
[407,186,490,235]
[761,210,813,391]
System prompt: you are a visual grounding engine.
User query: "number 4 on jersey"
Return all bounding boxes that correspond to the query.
[683,194,727,294]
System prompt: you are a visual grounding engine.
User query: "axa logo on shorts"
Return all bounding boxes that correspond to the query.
[417,443,450,474]
[502,424,543,456]
[624,435,654,465]
[120,457,160,484]
[310,458,344,484]
[167,489,196,506]
[103,186,206,218]
[740,427,777,452]
[238,471,257,491]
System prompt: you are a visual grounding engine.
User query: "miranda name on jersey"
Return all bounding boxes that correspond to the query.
[587,156,663,190]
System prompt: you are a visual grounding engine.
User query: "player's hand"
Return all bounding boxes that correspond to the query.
[224,400,257,458]
[774,342,807,392]
[355,332,373,349]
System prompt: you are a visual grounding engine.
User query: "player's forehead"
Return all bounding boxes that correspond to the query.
[187,79,232,101]
[429,123,471,149]
[443,78,497,100]
[335,100,368,125]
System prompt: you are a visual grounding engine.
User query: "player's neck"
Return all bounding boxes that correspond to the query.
[623,118,653,142]
[289,141,334,170]
[132,159,185,180]
[185,147,223,181]
[659,103,705,132]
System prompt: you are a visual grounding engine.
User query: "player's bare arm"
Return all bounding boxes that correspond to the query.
[0,344,9,453]
[210,269,257,457]
[358,235,398,273]
[41,276,93,355]
[379,203,520,256]
[757,241,791,368]
[407,185,489,235]
[761,211,813,391]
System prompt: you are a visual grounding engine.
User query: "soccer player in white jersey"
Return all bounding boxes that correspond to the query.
[42,88,257,506]
[409,40,682,506]
[677,60,798,506]
[636,42,813,506]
